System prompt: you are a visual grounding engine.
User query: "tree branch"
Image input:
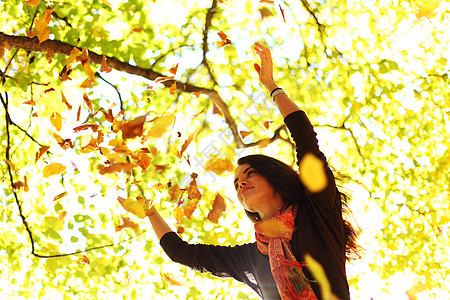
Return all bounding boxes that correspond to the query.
[0,31,246,148]
[202,0,219,86]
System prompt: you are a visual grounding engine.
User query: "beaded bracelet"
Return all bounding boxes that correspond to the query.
[270,87,282,98]
[271,89,286,101]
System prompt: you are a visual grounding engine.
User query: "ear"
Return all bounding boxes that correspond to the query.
[254,63,261,74]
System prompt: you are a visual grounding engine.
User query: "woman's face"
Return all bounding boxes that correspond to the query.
[234,163,283,218]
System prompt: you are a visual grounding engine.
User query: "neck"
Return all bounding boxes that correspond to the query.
[258,195,285,220]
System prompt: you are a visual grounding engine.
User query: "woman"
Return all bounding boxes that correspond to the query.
[147,43,357,299]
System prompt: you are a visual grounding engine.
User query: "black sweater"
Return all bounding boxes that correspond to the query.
[160,110,350,299]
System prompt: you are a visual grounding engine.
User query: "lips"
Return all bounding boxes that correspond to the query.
[241,186,253,196]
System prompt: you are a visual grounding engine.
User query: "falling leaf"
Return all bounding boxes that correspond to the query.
[173,206,184,223]
[154,164,168,173]
[193,91,202,98]
[5,159,15,170]
[83,92,93,112]
[120,115,146,140]
[179,131,196,158]
[264,120,273,129]
[187,176,202,200]
[169,82,177,95]
[101,108,114,122]
[117,196,146,218]
[259,0,274,4]
[204,157,234,175]
[169,63,179,75]
[24,175,29,192]
[154,76,174,83]
[152,183,165,190]
[115,216,139,232]
[177,226,184,234]
[279,4,286,23]
[184,198,200,219]
[216,31,231,47]
[35,9,52,43]
[416,0,439,18]
[53,191,67,201]
[58,211,67,220]
[35,145,50,163]
[77,105,81,121]
[80,77,95,88]
[25,0,41,6]
[240,130,253,139]
[254,219,290,238]
[46,50,53,63]
[212,103,223,115]
[137,150,150,171]
[168,184,181,201]
[162,273,185,286]
[100,55,112,73]
[61,91,72,110]
[75,255,90,265]
[304,254,340,300]
[299,153,328,193]
[44,88,55,94]
[73,124,99,133]
[99,162,138,175]
[50,112,62,131]
[259,7,273,20]
[12,181,24,191]
[147,114,174,138]
[43,163,66,177]
[23,99,36,105]
[207,193,226,223]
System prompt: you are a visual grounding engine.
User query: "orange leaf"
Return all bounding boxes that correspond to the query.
[46,50,53,63]
[162,273,185,286]
[240,130,253,139]
[99,163,138,175]
[179,131,196,158]
[207,193,226,223]
[153,76,174,83]
[169,82,177,95]
[35,9,52,43]
[53,191,67,201]
[35,145,50,163]
[259,7,273,20]
[217,31,231,47]
[154,165,167,173]
[76,255,90,265]
[254,219,290,238]
[12,181,24,191]
[184,198,200,219]
[58,211,67,220]
[279,4,286,23]
[43,163,66,177]
[299,153,328,193]
[23,99,36,105]
[212,103,223,115]
[132,27,143,32]
[115,216,139,232]
[169,63,179,75]
[61,91,72,110]
[25,0,41,6]
[152,183,165,190]
[50,112,62,131]
[137,150,150,171]
[120,115,146,140]
[259,0,274,4]
[73,124,99,133]
[24,175,29,192]
[77,105,81,121]
[100,55,112,73]
[193,91,202,98]
[168,184,181,201]
[187,176,202,200]
[204,157,234,175]
[80,77,95,88]
[264,120,273,129]
[83,92,93,112]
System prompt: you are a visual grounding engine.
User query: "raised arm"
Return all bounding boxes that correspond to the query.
[253,43,299,118]
[147,207,173,241]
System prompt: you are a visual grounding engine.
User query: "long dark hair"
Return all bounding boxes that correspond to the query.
[237,154,361,261]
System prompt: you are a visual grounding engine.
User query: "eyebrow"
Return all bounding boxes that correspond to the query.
[234,166,252,185]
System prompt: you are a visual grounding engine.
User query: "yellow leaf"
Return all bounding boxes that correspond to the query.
[99,163,138,175]
[24,175,29,192]
[173,206,184,223]
[61,91,72,110]
[147,114,174,138]
[75,255,90,265]
[204,157,234,175]
[304,254,337,300]
[299,153,328,193]
[58,211,67,220]
[50,112,62,131]
[184,198,200,219]
[43,163,66,177]
[259,7,273,20]
[115,216,139,232]
[117,196,146,219]
[152,183,165,190]
[416,0,439,18]
[35,9,52,43]
[53,191,67,201]
[254,219,290,238]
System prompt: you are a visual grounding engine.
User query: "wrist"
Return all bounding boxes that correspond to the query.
[264,82,278,93]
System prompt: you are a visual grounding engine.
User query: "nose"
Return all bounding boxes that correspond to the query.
[238,180,247,191]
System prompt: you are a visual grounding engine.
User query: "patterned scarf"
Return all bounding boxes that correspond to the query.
[254,206,317,300]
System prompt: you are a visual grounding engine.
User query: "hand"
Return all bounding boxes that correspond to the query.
[253,43,278,92]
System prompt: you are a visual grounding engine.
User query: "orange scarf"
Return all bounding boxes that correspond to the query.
[255,206,317,300]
